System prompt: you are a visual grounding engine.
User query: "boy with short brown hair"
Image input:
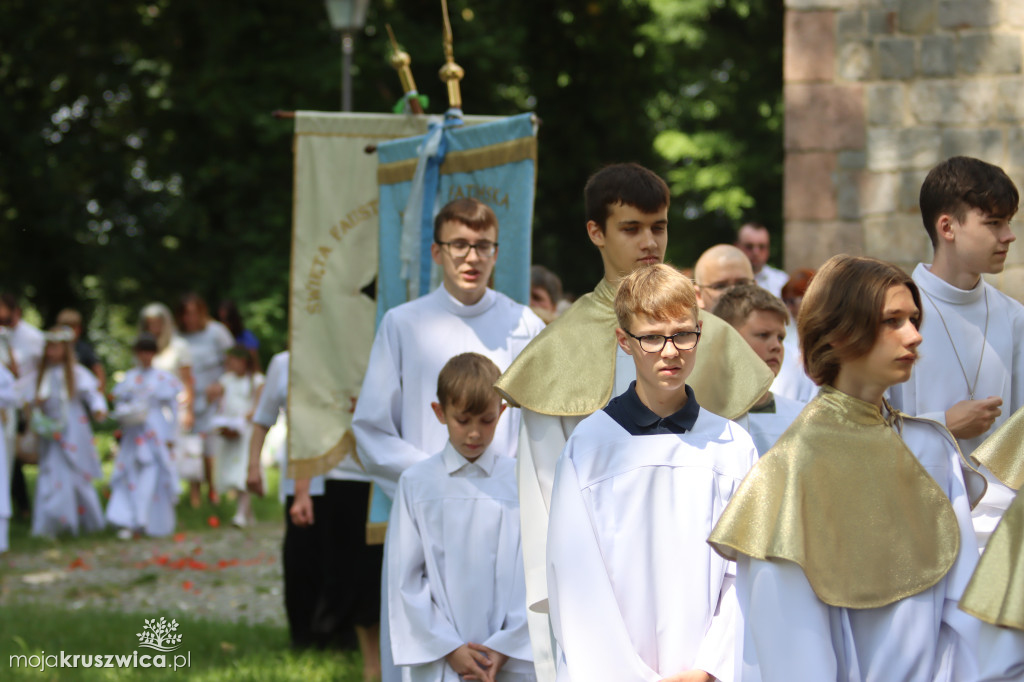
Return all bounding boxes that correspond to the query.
[387,353,534,682]
[889,155,1023,547]
[712,284,805,455]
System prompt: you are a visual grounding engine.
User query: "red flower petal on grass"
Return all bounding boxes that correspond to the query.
[173,532,186,543]
[186,558,208,570]
[68,557,90,570]
[154,555,170,565]
[192,546,202,556]
[182,580,193,590]
[207,516,220,528]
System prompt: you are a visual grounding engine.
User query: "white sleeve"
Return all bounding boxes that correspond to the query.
[976,624,1024,682]
[547,451,661,682]
[252,356,285,428]
[736,556,837,682]
[351,317,431,499]
[387,476,463,666]
[75,365,107,415]
[0,364,15,408]
[692,572,739,682]
[482,536,534,666]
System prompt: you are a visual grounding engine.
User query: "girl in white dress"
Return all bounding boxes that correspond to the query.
[209,346,263,526]
[18,327,107,538]
[106,334,182,538]
[140,302,199,503]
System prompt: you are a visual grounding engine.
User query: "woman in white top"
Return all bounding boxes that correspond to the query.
[175,293,234,507]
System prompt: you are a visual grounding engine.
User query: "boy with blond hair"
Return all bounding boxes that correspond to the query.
[712,284,805,455]
[546,264,756,682]
[388,353,534,682]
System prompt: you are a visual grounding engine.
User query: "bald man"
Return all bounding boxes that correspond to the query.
[694,244,755,310]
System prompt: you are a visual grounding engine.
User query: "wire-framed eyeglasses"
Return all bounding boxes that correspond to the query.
[624,329,701,353]
[435,240,498,259]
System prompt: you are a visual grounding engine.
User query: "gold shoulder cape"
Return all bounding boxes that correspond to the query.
[708,385,961,609]
[493,279,774,419]
[959,490,1024,630]
[971,405,1024,491]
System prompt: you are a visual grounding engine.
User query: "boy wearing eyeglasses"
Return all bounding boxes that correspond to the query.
[350,197,544,682]
[546,264,756,682]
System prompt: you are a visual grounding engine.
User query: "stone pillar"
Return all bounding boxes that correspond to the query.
[783,0,1024,299]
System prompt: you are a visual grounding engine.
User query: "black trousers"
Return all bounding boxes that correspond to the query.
[282,480,383,650]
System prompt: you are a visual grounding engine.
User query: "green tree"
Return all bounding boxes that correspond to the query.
[0,0,782,367]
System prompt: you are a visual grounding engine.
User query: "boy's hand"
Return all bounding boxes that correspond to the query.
[660,670,715,682]
[468,643,507,681]
[946,397,1002,439]
[445,643,493,681]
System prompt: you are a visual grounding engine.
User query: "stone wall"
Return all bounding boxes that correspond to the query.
[783,0,1024,298]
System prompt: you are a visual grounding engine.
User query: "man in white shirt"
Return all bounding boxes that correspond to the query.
[887,155,1022,549]
[736,222,788,297]
[352,198,544,682]
[693,244,755,312]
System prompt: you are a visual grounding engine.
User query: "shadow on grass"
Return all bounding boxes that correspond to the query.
[0,605,364,681]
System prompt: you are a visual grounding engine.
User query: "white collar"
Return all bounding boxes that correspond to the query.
[432,285,497,319]
[914,263,986,305]
[441,440,498,476]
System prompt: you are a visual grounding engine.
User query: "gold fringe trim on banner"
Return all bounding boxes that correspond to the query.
[377,137,537,186]
[287,429,360,480]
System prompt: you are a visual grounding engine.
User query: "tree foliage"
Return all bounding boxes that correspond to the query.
[0,0,782,364]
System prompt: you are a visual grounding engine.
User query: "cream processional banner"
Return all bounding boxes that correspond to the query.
[287,112,497,480]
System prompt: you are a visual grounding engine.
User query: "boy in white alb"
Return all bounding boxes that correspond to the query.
[711,284,805,455]
[388,353,534,682]
[888,156,1023,547]
[352,198,544,681]
[547,264,756,682]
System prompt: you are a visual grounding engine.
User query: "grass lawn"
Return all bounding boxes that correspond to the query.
[0,605,365,681]
[2,429,371,680]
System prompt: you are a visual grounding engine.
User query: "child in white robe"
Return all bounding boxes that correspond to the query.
[709,255,986,681]
[209,345,264,527]
[547,264,757,682]
[388,353,534,682]
[712,284,805,456]
[887,156,1022,548]
[351,198,544,682]
[18,327,108,538]
[107,334,181,538]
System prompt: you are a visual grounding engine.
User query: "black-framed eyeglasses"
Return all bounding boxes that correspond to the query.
[435,240,498,259]
[625,329,701,353]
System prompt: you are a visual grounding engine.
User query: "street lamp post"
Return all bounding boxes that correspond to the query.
[324,0,370,112]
